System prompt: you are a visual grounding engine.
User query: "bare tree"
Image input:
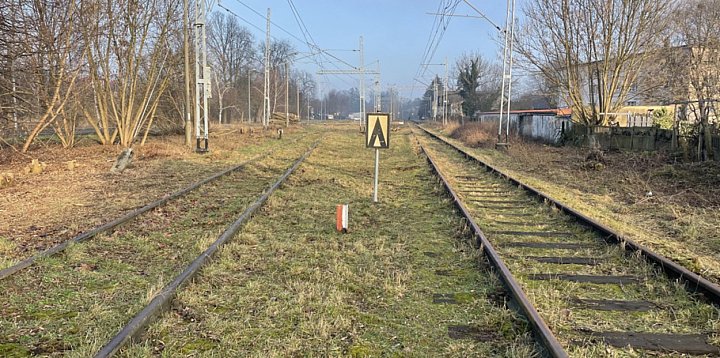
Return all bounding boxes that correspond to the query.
[0,1,24,137]
[81,0,181,147]
[513,74,560,110]
[666,0,720,161]
[260,40,296,115]
[516,0,670,126]
[324,89,352,116]
[207,12,256,124]
[294,70,316,117]
[14,0,86,152]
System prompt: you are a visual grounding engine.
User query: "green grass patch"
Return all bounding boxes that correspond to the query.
[120,124,540,357]
[0,133,323,355]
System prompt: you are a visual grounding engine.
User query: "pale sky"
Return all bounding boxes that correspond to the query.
[215,0,523,98]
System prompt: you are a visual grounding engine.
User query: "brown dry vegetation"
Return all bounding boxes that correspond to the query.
[438,121,720,284]
[447,122,499,148]
[0,124,300,268]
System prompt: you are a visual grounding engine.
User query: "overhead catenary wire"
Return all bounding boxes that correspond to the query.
[286,0,357,88]
[216,2,355,88]
[461,0,503,32]
[232,0,357,70]
[419,0,461,78]
[411,0,461,98]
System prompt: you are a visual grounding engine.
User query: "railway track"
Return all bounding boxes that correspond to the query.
[413,124,720,357]
[111,126,543,356]
[0,135,310,281]
[0,138,318,356]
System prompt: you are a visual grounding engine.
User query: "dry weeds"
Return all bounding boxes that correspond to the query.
[436,123,720,284]
[0,124,300,269]
[447,121,501,148]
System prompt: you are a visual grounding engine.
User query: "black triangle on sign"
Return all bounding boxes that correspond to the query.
[368,119,386,147]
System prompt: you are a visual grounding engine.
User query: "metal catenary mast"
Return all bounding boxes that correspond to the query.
[194,0,211,152]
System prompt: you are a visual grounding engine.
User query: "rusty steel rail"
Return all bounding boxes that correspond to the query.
[0,139,305,281]
[94,142,318,358]
[412,130,568,357]
[417,124,720,305]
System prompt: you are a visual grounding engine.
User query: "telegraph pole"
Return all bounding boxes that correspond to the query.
[194,0,209,153]
[285,62,289,127]
[264,8,271,129]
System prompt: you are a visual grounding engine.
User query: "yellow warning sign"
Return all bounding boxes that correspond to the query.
[366,113,390,148]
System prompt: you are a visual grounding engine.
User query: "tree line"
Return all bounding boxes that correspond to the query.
[418,0,718,160]
[516,0,719,160]
[0,2,314,152]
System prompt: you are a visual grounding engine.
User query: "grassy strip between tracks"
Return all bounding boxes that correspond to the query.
[0,136,320,357]
[119,124,540,357]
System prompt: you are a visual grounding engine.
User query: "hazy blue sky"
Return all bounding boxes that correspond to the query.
[216,0,521,98]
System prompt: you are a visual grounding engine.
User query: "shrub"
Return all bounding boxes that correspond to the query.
[449,121,499,148]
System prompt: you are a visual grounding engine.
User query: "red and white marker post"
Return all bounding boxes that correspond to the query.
[336,204,349,233]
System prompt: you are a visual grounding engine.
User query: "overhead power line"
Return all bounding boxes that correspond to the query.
[232,0,357,70]
[460,0,503,32]
[217,2,356,88]
[411,0,462,98]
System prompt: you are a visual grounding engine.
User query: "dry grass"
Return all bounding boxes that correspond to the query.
[0,126,305,269]
[436,124,720,285]
[119,124,540,357]
[447,121,501,148]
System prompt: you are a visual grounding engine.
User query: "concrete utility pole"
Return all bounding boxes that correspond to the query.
[374,63,381,112]
[422,62,448,124]
[10,58,18,133]
[359,36,366,128]
[285,62,289,127]
[183,0,192,146]
[264,8,271,128]
[296,86,300,121]
[390,87,394,121]
[433,80,438,120]
[444,57,449,125]
[319,81,324,120]
[247,70,252,123]
[194,0,210,152]
[398,91,403,121]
